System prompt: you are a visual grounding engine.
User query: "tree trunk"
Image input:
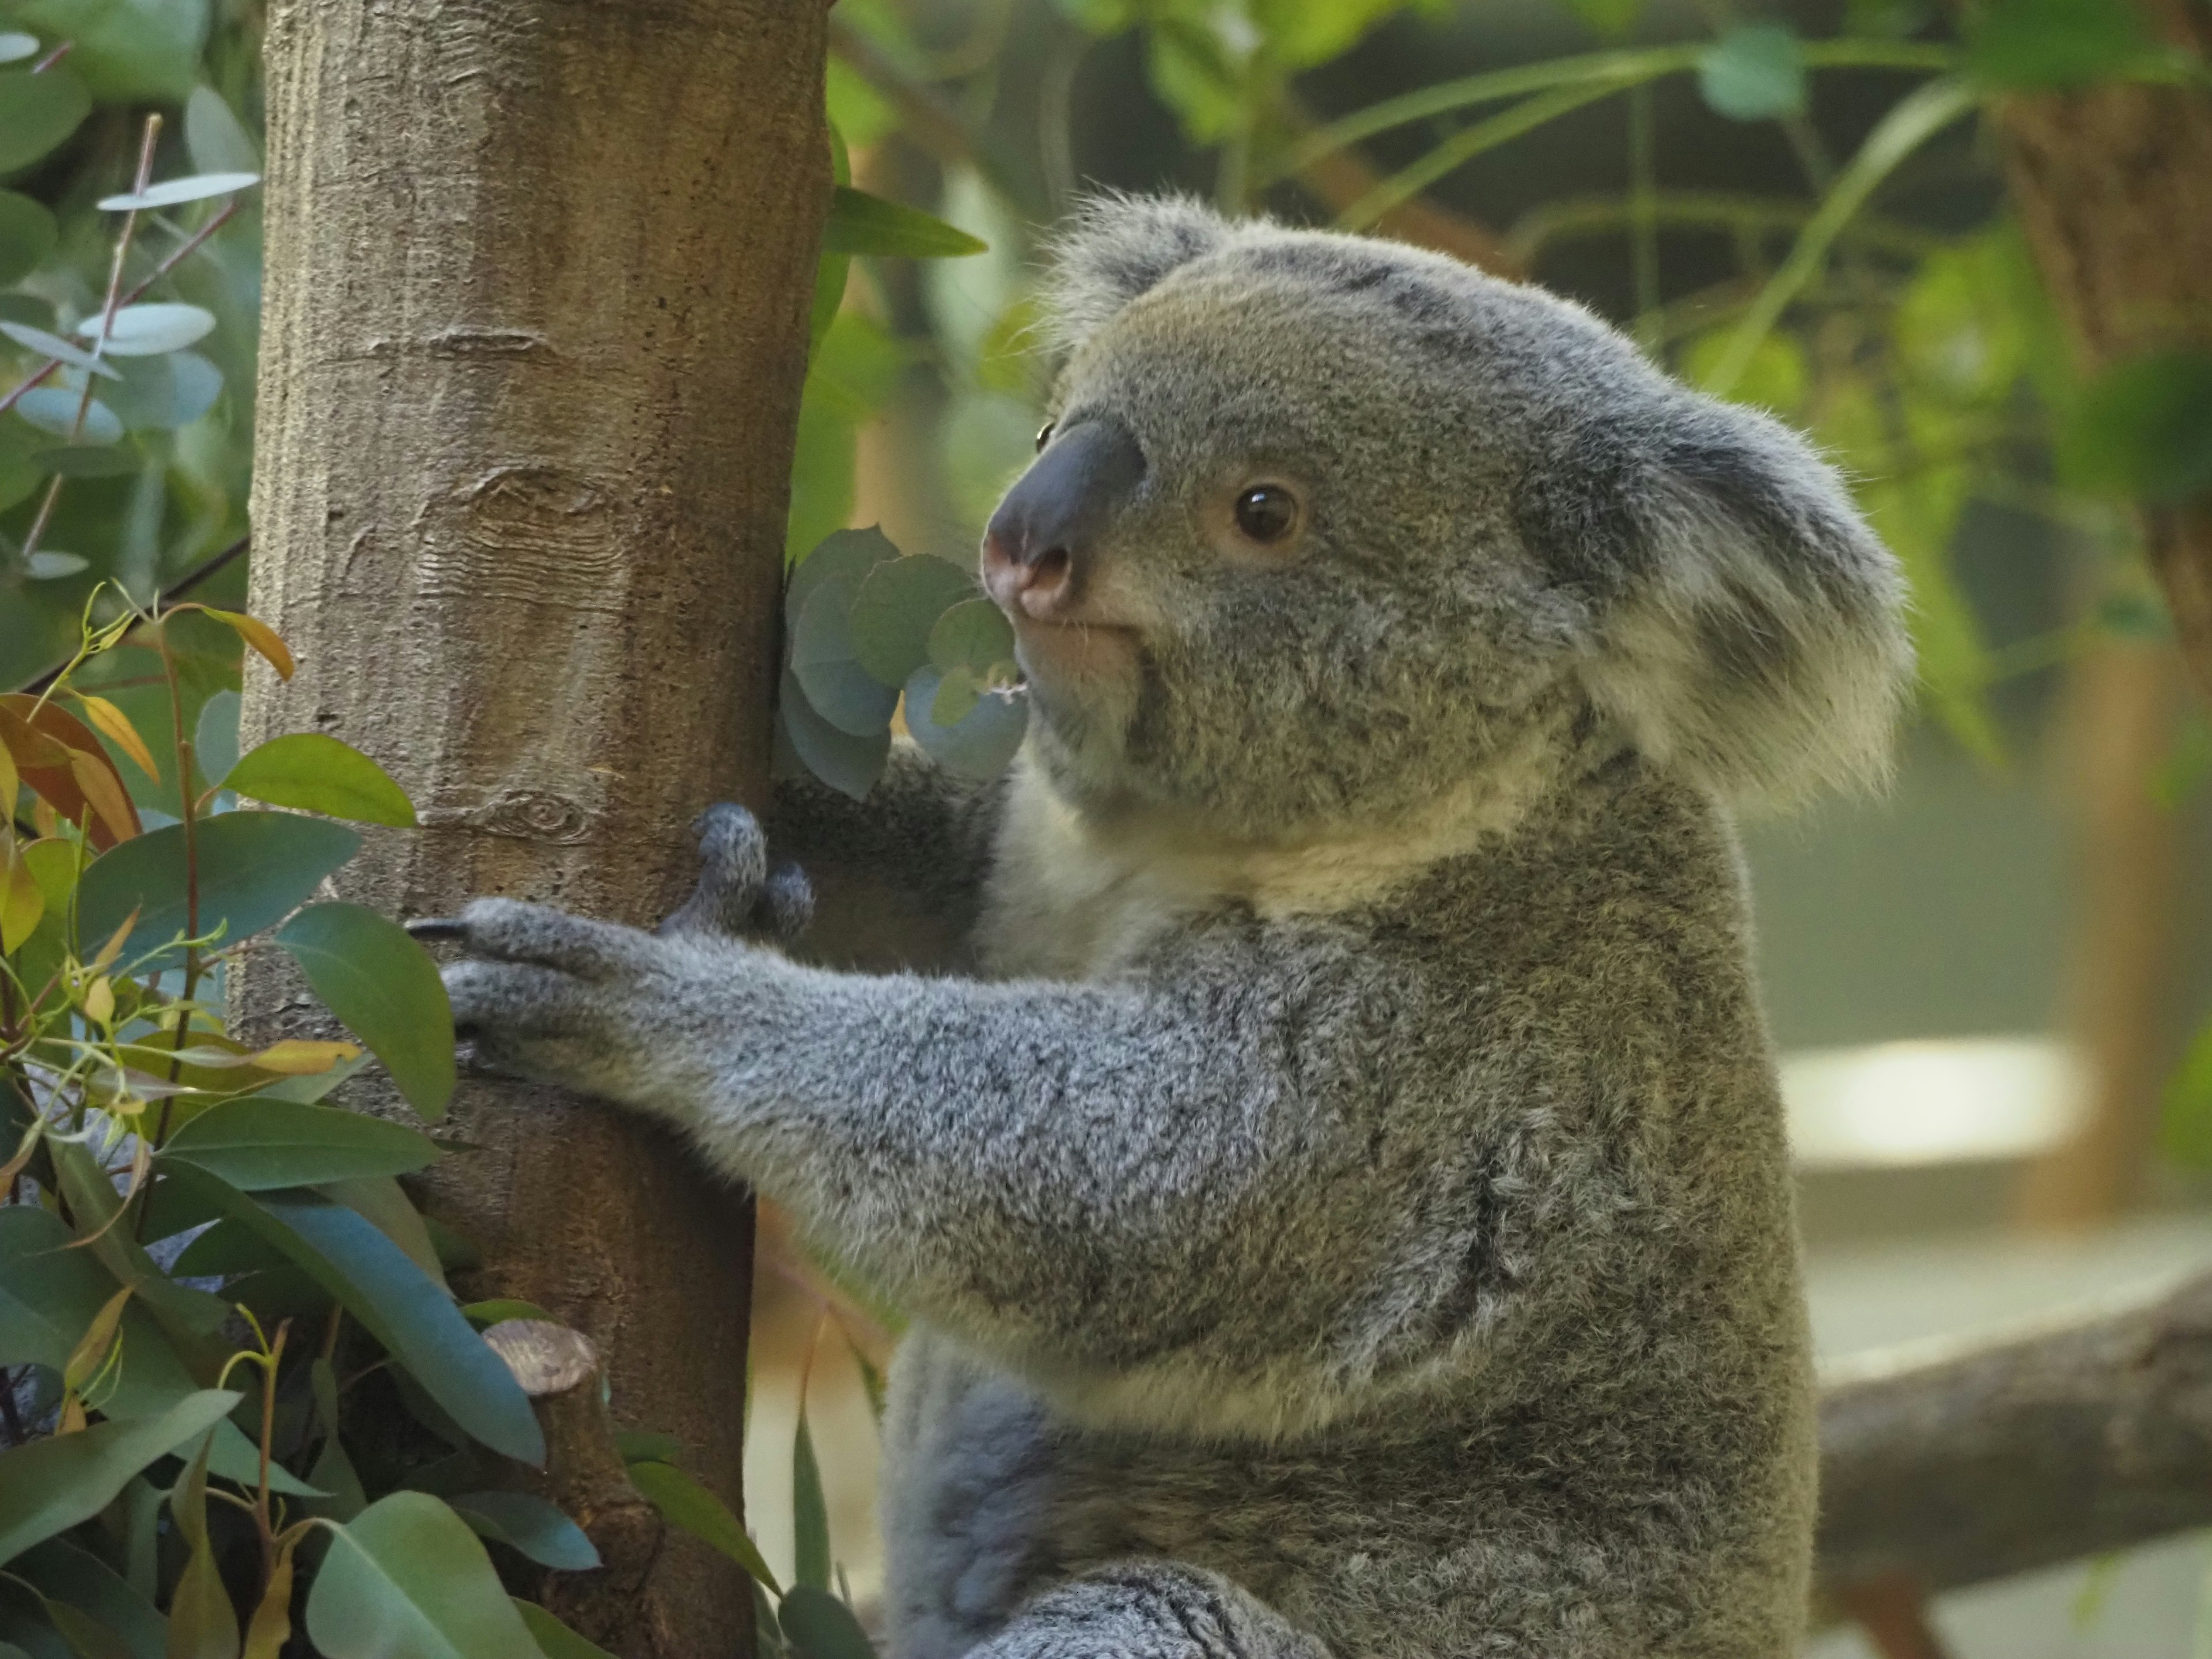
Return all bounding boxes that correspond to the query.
[240,4,829,1654]
[1998,1,2212,695]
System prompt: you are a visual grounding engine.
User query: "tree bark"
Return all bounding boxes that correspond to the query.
[1997,1,2212,696]
[1816,1268,2212,1599]
[240,4,829,1654]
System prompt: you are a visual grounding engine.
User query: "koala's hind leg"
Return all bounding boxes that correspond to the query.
[969,1565,1330,1659]
[656,802,813,944]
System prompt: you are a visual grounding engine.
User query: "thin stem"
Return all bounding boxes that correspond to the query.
[1700,77,1976,397]
[253,1319,290,1586]
[29,40,71,73]
[1628,81,1661,353]
[1336,81,1633,232]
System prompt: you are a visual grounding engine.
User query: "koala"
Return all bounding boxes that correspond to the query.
[431,195,1910,1658]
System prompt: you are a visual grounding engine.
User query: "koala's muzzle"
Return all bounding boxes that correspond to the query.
[984,418,1144,621]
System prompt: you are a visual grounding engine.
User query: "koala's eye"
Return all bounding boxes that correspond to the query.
[1035,422,1056,453]
[1232,484,1300,545]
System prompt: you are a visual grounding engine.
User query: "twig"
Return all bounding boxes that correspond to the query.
[15,533,249,696]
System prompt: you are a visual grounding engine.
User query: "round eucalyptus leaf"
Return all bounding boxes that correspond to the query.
[0,68,88,174]
[14,386,122,444]
[849,554,979,687]
[778,672,888,801]
[1,319,116,378]
[1696,24,1807,121]
[0,193,56,287]
[105,350,222,431]
[790,574,899,737]
[0,34,37,63]
[927,596,1016,675]
[786,524,900,631]
[184,86,259,175]
[96,172,259,213]
[904,665,1028,781]
[77,302,217,357]
[25,551,87,579]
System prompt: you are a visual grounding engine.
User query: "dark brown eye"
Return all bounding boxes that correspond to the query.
[1233,484,1299,544]
[1035,422,1055,453]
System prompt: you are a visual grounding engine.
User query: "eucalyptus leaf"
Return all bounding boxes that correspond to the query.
[96,175,258,214]
[306,1493,544,1659]
[790,575,899,737]
[0,35,35,64]
[24,552,87,580]
[822,185,987,258]
[75,304,217,358]
[32,446,137,478]
[157,1170,543,1463]
[777,1587,880,1659]
[785,525,900,631]
[223,732,416,825]
[904,666,1028,781]
[0,69,89,175]
[161,1097,442,1190]
[0,191,52,290]
[448,1491,601,1571]
[778,675,889,802]
[627,1461,780,1594]
[0,322,117,380]
[793,1413,830,1592]
[1968,0,2165,88]
[275,902,456,1120]
[14,1541,161,1659]
[192,688,240,791]
[848,555,978,687]
[0,1389,239,1566]
[183,87,258,175]
[0,1205,115,1372]
[103,351,222,433]
[926,597,1015,676]
[75,810,362,967]
[14,388,122,445]
[2059,349,2212,504]
[1697,24,1807,120]
[513,1602,618,1659]
[3,0,206,101]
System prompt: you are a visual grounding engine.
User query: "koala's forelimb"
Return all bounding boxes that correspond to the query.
[965,1563,1327,1659]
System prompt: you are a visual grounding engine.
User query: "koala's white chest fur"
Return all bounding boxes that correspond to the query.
[974,755,1536,982]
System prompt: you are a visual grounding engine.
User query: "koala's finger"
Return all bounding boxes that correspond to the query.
[658,801,771,938]
[755,861,814,944]
[449,897,652,978]
[442,958,600,1040]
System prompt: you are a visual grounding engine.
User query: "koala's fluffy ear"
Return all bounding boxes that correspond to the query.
[1540,395,1912,809]
[1039,193,1234,358]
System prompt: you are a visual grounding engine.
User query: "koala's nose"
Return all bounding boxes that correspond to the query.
[982,419,1145,621]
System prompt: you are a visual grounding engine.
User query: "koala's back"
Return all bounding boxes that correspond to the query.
[878,759,1817,1659]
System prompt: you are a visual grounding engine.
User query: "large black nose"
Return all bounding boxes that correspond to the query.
[983,419,1145,619]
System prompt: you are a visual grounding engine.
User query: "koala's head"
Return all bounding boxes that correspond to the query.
[983,194,1910,840]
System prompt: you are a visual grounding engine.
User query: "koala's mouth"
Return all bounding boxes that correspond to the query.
[1008,613,1142,679]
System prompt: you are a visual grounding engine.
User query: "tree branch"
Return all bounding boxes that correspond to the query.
[1816,1266,2212,1599]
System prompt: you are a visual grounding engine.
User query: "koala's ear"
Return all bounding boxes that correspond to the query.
[1539,395,1912,809]
[1039,193,1234,358]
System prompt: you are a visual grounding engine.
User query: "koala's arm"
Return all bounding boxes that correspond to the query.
[768,740,1005,970]
[437,901,1514,1420]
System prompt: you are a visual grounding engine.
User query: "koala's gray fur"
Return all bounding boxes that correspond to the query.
[435,195,1909,1658]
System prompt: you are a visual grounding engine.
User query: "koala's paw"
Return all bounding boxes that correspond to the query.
[412,899,672,1097]
[656,802,813,946]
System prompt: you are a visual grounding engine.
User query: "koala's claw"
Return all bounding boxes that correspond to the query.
[657,802,813,945]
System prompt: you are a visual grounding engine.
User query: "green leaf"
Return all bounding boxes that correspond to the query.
[2059,349,2212,505]
[161,1097,441,1190]
[0,1205,115,1372]
[1968,0,2166,89]
[2,0,206,102]
[275,902,456,1120]
[926,598,1016,677]
[790,575,899,738]
[777,675,889,802]
[0,192,56,287]
[101,353,222,434]
[0,1389,240,1566]
[0,69,89,174]
[222,733,415,827]
[31,446,137,478]
[512,1602,616,1659]
[847,556,978,687]
[1696,23,1806,121]
[14,387,122,444]
[16,1541,162,1659]
[626,1461,779,1595]
[786,527,901,628]
[306,1493,544,1659]
[821,186,986,258]
[448,1493,600,1571]
[192,690,239,791]
[183,86,258,176]
[1562,0,1645,39]
[321,1176,448,1288]
[792,1414,830,1592]
[75,811,362,967]
[165,1433,240,1659]
[306,1357,368,1523]
[777,1588,877,1659]
[44,1139,230,1354]
[903,666,1028,781]
[611,1428,680,1466]
[158,1169,544,1465]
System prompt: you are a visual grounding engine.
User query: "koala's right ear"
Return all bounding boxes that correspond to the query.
[1038,194,1233,358]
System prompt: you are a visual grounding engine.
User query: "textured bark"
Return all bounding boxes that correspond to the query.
[1816,1269,2212,1599]
[240,4,830,1653]
[1997,1,2212,694]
